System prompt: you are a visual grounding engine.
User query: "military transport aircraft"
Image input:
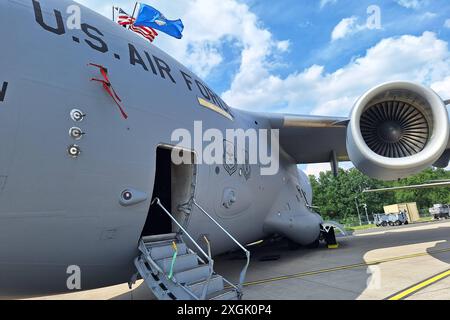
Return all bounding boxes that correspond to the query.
[0,0,449,300]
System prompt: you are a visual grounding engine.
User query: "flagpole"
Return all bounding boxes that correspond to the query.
[131,2,138,18]
[130,2,139,28]
[127,2,138,30]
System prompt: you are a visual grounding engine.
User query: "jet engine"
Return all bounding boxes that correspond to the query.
[347,81,449,180]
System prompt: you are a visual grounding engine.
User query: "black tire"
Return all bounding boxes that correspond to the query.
[381,221,388,227]
[404,221,409,225]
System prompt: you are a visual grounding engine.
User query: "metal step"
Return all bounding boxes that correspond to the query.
[134,233,244,300]
[132,200,248,300]
[174,265,211,285]
[156,253,199,273]
[208,288,239,300]
[187,275,225,297]
[149,242,188,260]
[142,233,177,243]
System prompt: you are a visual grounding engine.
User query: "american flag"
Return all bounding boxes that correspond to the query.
[114,7,158,43]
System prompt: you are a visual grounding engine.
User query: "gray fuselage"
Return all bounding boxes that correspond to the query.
[0,0,322,297]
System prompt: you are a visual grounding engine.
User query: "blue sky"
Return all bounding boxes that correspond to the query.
[78,0,450,174]
[245,0,449,73]
[78,1,450,112]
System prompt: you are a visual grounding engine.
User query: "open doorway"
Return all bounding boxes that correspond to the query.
[141,146,196,237]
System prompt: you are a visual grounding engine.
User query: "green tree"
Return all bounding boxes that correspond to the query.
[309,167,450,226]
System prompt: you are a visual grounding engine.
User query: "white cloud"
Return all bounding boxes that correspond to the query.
[320,0,338,9]
[76,0,288,79]
[305,163,331,177]
[395,0,428,10]
[223,32,450,116]
[419,12,437,21]
[331,16,366,41]
[305,162,354,177]
[445,19,450,28]
[431,76,450,100]
[276,40,291,52]
[77,1,450,121]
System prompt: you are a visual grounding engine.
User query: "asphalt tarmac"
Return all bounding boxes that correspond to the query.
[29,219,450,300]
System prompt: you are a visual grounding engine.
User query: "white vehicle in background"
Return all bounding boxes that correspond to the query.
[429,204,450,220]
[373,212,409,227]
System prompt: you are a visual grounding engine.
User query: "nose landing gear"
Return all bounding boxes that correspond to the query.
[320,225,338,249]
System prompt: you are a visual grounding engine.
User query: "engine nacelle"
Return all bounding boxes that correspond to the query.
[347,81,449,181]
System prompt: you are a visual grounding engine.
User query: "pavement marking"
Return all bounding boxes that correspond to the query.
[241,246,450,288]
[386,269,450,300]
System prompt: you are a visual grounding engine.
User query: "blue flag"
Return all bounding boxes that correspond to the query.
[134,4,184,39]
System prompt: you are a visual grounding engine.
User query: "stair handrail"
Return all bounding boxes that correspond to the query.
[192,199,250,292]
[151,198,217,300]
[200,236,214,300]
[151,198,212,265]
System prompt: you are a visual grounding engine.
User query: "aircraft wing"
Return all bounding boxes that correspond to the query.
[260,112,450,168]
[262,113,350,164]
[363,181,450,193]
[252,83,450,174]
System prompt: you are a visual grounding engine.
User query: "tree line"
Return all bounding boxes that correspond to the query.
[309,167,450,226]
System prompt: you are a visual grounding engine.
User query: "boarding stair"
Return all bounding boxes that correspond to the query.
[130,198,250,300]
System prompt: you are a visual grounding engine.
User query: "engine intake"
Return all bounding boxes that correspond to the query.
[347,81,449,180]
